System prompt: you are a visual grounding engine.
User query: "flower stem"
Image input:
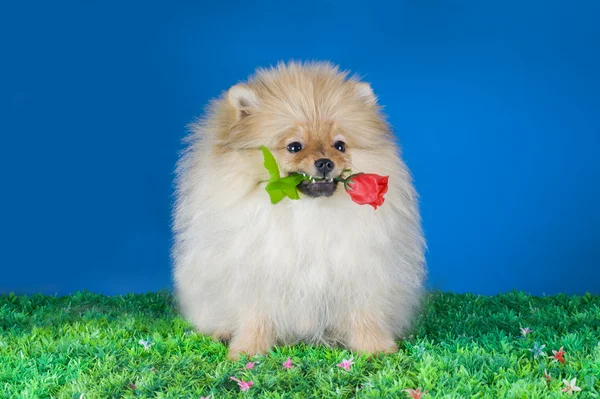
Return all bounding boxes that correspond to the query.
[335,169,354,184]
[335,171,364,191]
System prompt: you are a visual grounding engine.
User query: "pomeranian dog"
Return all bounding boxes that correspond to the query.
[172,61,426,360]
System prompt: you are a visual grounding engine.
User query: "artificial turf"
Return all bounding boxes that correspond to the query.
[1,290,599,398]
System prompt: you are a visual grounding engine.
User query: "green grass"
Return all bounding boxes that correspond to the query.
[1,291,599,398]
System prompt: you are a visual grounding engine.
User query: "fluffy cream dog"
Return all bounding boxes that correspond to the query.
[172,61,426,360]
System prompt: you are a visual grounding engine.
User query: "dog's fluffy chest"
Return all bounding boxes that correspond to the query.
[233,193,388,269]
[227,195,393,340]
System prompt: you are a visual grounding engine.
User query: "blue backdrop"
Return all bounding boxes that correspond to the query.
[1,1,599,296]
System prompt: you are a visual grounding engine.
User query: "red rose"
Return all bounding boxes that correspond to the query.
[343,173,389,209]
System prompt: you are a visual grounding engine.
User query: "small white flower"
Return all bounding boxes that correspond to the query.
[520,327,532,337]
[561,378,582,395]
[415,342,426,357]
[138,339,154,350]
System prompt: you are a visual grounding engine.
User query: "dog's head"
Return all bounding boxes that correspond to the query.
[215,62,394,198]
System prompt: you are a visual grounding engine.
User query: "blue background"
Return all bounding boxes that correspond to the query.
[1,1,599,297]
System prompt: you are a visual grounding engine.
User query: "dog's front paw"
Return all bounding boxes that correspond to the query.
[227,341,270,361]
[348,336,398,357]
[226,316,274,361]
[212,329,232,343]
[344,312,399,358]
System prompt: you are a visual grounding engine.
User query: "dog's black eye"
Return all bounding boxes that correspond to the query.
[287,142,303,154]
[334,141,346,153]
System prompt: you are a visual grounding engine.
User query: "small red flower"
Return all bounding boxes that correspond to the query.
[550,346,566,364]
[403,387,427,399]
[341,173,389,209]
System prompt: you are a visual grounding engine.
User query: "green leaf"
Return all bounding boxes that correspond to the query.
[282,184,300,200]
[261,145,280,182]
[279,174,308,186]
[260,148,310,204]
[265,181,287,204]
[265,177,304,204]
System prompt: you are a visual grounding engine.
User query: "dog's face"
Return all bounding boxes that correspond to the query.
[217,63,393,198]
[274,121,349,197]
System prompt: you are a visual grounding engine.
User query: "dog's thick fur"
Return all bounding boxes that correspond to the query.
[172,61,426,360]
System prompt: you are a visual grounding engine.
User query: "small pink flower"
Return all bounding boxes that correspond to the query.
[561,378,582,395]
[230,376,253,391]
[403,387,428,399]
[245,361,256,370]
[282,357,293,369]
[150,366,156,373]
[544,369,551,382]
[520,327,532,337]
[549,346,566,364]
[129,383,137,390]
[337,358,354,371]
[200,396,211,399]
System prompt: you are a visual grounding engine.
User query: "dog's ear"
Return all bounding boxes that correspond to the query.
[228,84,259,119]
[355,82,377,107]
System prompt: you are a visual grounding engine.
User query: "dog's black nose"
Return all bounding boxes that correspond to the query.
[314,158,335,175]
